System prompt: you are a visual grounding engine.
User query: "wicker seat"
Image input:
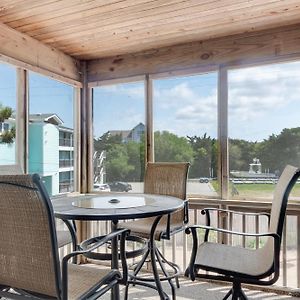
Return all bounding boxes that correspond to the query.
[186,165,300,300]
[123,162,189,299]
[0,174,129,300]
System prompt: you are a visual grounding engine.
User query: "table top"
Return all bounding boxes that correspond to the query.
[52,193,184,221]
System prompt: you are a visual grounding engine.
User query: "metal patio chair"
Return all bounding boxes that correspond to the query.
[0,164,76,251]
[122,162,190,299]
[185,165,300,300]
[0,174,129,300]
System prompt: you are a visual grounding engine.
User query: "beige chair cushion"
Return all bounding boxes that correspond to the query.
[68,264,114,299]
[195,241,274,277]
[123,217,183,240]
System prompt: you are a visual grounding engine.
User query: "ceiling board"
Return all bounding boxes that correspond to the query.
[0,0,299,60]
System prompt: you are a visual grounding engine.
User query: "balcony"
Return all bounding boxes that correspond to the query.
[2,1,300,299]
[59,159,74,168]
[59,180,74,193]
[59,138,74,147]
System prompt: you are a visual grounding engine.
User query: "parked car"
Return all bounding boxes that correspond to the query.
[93,183,111,192]
[108,181,132,192]
[199,177,210,183]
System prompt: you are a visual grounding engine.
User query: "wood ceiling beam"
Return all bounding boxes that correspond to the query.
[0,22,81,85]
[87,23,300,82]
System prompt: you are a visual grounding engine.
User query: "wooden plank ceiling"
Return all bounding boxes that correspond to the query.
[0,0,300,60]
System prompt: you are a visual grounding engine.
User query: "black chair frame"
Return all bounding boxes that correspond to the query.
[185,166,300,300]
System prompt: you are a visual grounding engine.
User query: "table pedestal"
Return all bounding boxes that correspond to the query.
[111,220,120,300]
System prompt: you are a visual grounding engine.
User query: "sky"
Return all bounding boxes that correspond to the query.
[1,60,300,142]
[0,63,74,128]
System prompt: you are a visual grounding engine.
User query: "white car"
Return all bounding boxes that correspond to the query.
[93,183,111,192]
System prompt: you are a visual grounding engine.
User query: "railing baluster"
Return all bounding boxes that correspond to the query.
[183,230,187,270]
[282,220,287,286]
[242,214,246,248]
[172,235,176,263]
[229,212,233,245]
[297,215,300,288]
[255,215,259,249]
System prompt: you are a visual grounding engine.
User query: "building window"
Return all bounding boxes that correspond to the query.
[228,61,300,201]
[28,72,75,196]
[153,72,219,197]
[93,81,145,193]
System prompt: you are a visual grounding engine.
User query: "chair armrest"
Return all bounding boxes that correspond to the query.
[164,199,189,239]
[185,225,280,281]
[201,207,270,227]
[184,199,189,224]
[61,228,130,300]
[186,224,278,238]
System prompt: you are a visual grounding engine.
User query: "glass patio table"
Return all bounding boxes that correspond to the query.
[52,193,184,300]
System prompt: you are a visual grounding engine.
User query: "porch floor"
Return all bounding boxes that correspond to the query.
[101,276,299,299]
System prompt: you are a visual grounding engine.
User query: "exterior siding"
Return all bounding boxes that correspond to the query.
[0,142,15,165]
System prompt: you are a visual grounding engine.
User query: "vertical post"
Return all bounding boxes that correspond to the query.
[16,68,28,173]
[218,66,229,244]
[80,61,88,194]
[145,74,154,163]
[77,61,92,255]
[74,87,81,193]
[86,86,94,193]
[218,66,229,200]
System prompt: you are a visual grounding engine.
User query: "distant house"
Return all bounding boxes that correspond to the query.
[107,122,145,143]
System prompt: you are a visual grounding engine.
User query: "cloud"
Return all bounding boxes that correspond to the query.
[154,80,218,137]
[229,61,300,122]
[100,83,144,100]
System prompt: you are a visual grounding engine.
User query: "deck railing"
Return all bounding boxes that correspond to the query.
[59,199,300,292]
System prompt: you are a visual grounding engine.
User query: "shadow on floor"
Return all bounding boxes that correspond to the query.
[102,277,298,300]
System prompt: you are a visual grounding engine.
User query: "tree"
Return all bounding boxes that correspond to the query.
[229,139,258,171]
[94,132,145,182]
[105,144,134,181]
[154,131,194,163]
[0,103,15,144]
[187,134,217,178]
[258,127,300,174]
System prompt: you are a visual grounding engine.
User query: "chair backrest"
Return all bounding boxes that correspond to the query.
[269,165,300,235]
[261,165,300,277]
[144,162,189,227]
[0,174,61,298]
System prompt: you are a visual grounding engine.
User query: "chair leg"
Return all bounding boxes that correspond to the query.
[222,288,232,300]
[240,288,248,300]
[156,248,176,299]
[156,248,180,288]
[229,281,248,300]
[124,284,129,300]
[133,247,150,274]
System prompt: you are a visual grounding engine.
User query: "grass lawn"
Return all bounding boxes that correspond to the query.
[231,183,300,199]
[211,180,300,199]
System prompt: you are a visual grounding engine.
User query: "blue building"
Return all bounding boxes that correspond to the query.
[0,113,74,196]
